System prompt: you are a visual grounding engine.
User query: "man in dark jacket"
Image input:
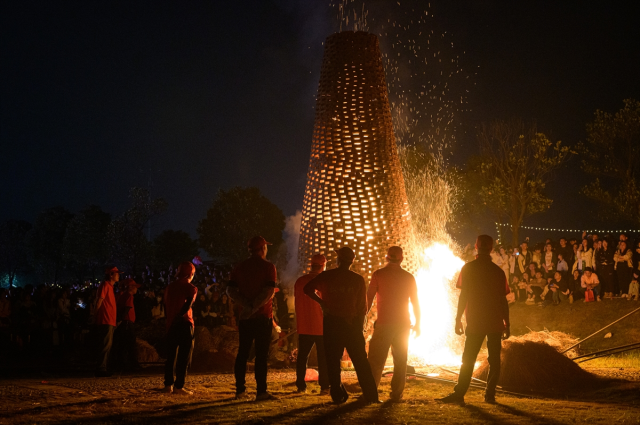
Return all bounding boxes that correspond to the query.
[438,235,510,405]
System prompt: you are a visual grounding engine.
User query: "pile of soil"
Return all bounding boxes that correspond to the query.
[474,335,604,394]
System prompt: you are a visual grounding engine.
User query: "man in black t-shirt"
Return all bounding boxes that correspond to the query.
[438,235,510,405]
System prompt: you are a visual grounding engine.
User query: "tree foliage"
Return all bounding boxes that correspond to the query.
[198,187,285,263]
[153,230,199,269]
[63,205,111,279]
[475,120,573,245]
[107,188,167,274]
[578,99,640,226]
[27,207,74,283]
[0,220,32,287]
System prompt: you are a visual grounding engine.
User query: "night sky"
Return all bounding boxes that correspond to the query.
[2,1,639,242]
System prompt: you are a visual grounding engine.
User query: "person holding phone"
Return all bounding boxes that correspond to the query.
[438,235,510,405]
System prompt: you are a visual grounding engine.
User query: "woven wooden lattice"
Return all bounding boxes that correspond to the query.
[298,31,413,281]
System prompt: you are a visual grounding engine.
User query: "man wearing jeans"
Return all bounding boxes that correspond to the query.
[366,246,421,402]
[163,262,197,395]
[439,235,510,405]
[293,254,329,394]
[94,266,120,377]
[304,247,379,404]
[227,236,277,401]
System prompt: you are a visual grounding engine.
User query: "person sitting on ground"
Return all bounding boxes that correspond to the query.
[513,276,527,303]
[506,287,516,304]
[550,272,569,305]
[627,271,639,301]
[199,301,217,327]
[581,267,601,302]
[539,277,554,306]
[529,270,546,303]
[151,293,165,321]
[520,273,535,305]
[569,269,584,301]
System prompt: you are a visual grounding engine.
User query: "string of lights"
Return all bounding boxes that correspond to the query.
[495,222,639,235]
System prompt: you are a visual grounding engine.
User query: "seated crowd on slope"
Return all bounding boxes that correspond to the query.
[490,233,640,306]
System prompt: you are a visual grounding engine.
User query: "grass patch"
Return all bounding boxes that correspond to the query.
[579,350,640,368]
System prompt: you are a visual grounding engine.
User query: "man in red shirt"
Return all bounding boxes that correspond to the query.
[227,236,277,401]
[304,247,379,404]
[113,278,141,372]
[439,235,510,405]
[366,246,421,402]
[294,254,329,394]
[95,266,120,377]
[163,261,198,395]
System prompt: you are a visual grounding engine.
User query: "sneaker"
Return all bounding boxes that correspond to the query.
[484,394,497,404]
[319,388,330,396]
[235,391,252,401]
[160,385,173,394]
[255,392,278,402]
[436,393,465,405]
[173,388,193,396]
[295,388,307,394]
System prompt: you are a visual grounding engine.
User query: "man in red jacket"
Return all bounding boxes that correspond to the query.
[439,235,510,405]
[95,266,120,377]
[163,261,198,395]
[366,246,421,402]
[227,236,277,401]
[294,254,329,394]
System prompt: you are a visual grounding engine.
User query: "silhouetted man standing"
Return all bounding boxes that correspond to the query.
[304,247,379,404]
[163,262,197,395]
[294,254,330,394]
[439,235,510,405]
[95,266,120,377]
[366,246,420,402]
[227,236,277,401]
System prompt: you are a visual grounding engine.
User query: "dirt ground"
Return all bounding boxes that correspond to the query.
[1,368,639,425]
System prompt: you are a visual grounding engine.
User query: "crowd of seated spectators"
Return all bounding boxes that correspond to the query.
[493,233,640,307]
